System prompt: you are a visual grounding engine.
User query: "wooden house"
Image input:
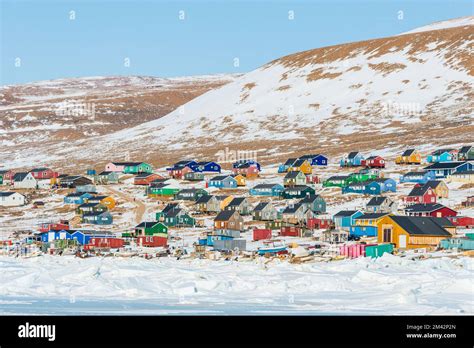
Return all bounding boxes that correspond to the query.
[94,171,120,185]
[231,174,246,186]
[86,195,116,210]
[288,159,312,174]
[195,195,220,213]
[377,215,452,249]
[39,230,72,243]
[447,170,474,184]
[361,156,386,169]
[225,197,252,215]
[350,213,390,237]
[216,195,234,210]
[299,154,328,166]
[174,188,208,201]
[404,185,437,205]
[284,171,306,187]
[70,230,116,245]
[30,167,58,180]
[59,175,93,188]
[184,171,205,181]
[189,161,221,173]
[64,192,93,205]
[281,185,315,199]
[422,180,449,198]
[214,210,244,232]
[340,152,364,167]
[252,202,278,221]
[156,204,195,227]
[0,192,26,207]
[76,184,97,193]
[233,159,261,172]
[82,211,113,225]
[208,175,238,189]
[395,149,422,165]
[0,170,14,185]
[427,149,458,163]
[400,171,436,184]
[458,145,474,161]
[299,194,326,213]
[135,222,168,237]
[166,160,197,179]
[333,210,364,231]
[342,178,396,195]
[105,162,153,174]
[137,235,168,247]
[424,161,473,179]
[134,173,163,186]
[365,196,397,213]
[278,158,298,173]
[282,203,312,224]
[232,163,259,178]
[147,182,180,197]
[249,183,284,197]
[404,203,457,218]
[13,172,37,189]
[76,202,108,216]
[323,175,350,188]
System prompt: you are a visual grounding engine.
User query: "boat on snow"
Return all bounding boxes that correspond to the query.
[257,240,288,255]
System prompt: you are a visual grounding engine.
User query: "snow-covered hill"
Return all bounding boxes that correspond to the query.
[1,17,473,170]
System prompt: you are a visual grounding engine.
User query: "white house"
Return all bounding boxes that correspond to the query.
[13,172,37,189]
[37,179,51,189]
[0,192,26,206]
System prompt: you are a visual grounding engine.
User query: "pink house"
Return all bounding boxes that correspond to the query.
[104,162,126,172]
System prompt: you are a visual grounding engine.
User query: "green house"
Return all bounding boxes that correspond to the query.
[147,183,180,196]
[123,162,153,174]
[156,203,195,227]
[281,185,315,199]
[347,171,378,184]
[134,221,168,237]
[174,188,208,201]
[323,175,350,188]
[0,175,3,185]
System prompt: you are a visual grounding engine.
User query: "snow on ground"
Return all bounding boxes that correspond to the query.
[0,254,472,315]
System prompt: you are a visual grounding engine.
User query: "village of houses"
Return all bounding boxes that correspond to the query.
[1,145,474,263]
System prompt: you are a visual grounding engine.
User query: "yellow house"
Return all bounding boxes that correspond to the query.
[231,174,246,186]
[423,180,449,198]
[447,171,474,184]
[377,215,451,249]
[288,159,312,174]
[217,195,234,210]
[87,195,116,210]
[395,149,421,165]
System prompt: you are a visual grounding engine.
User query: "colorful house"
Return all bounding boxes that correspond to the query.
[458,145,474,161]
[39,229,72,243]
[340,152,364,167]
[422,180,449,198]
[333,210,364,231]
[134,222,168,237]
[174,188,208,201]
[349,169,380,183]
[0,170,14,185]
[225,197,252,215]
[208,175,238,189]
[105,162,153,174]
[404,185,437,205]
[231,174,246,186]
[278,158,298,173]
[94,171,120,185]
[232,159,261,172]
[253,202,279,221]
[216,195,234,210]
[377,215,451,249]
[156,204,195,227]
[184,171,205,181]
[284,171,306,187]
[86,195,116,210]
[64,192,93,205]
[288,159,312,174]
[395,149,422,165]
[59,176,93,188]
[447,170,474,184]
[365,196,397,213]
[232,163,260,178]
[350,213,390,237]
[299,154,328,166]
[424,161,474,178]
[134,173,163,186]
[361,156,386,168]
[214,210,244,232]
[426,149,458,163]
[404,203,457,218]
[281,185,315,199]
[195,195,220,213]
[299,194,326,213]
[82,211,113,225]
[30,167,58,180]
[166,160,197,179]
[189,161,221,173]
[323,175,350,188]
[147,182,180,197]
[71,230,116,245]
[76,202,108,216]
[400,171,436,184]
[282,203,313,224]
[249,183,284,197]
[342,178,396,195]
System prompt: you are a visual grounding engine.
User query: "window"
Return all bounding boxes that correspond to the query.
[383,228,392,243]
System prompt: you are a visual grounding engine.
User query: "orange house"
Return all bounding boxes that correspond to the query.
[288,159,312,174]
[134,173,164,185]
[231,174,246,186]
[395,149,421,165]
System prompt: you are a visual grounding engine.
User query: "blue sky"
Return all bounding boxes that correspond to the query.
[1,0,472,85]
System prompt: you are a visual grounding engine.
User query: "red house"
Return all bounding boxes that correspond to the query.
[38,221,70,233]
[89,237,124,249]
[447,216,474,229]
[404,203,457,218]
[280,226,304,237]
[134,173,164,185]
[30,167,58,180]
[137,235,168,247]
[305,174,320,184]
[404,186,436,205]
[361,156,385,168]
[253,228,272,241]
[0,169,15,184]
[168,166,193,179]
[232,164,260,178]
[306,217,333,230]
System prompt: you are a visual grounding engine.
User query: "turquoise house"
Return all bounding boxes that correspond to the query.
[249,184,284,197]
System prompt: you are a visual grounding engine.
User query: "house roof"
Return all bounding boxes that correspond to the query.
[348,152,360,159]
[135,173,156,179]
[228,197,246,207]
[253,202,270,212]
[112,162,144,166]
[283,158,297,166]
[299,194,322,204]
[178,188,205,194]
[355,213,389,220]
[334,210,360,217]
[405,203,455,213]
[365,155,381,160]
[195,195,215,204]
[72,230,114,236]
[136,222,162,229]
[30,167,51,172]
[0,170,12,175]
[83,211,109,217]
[78,203,101,208]
[291,159,307,167]
[459,145,472,154]
[88,195,108,201]
[403,171,428,177]
[215,210,238,221]
[13,172,29,181]
[299,154,323,159]
[283,185,313,191]
[283,203,305,214]
[450,170,474,175]
[366,196,388,206]
[98,171,114,176]
[166,208,185,217]
[401,149,416,156]
[66,192,89,198]
[431,149,455,156]
[162,203,180,213]
[215,195,230,201]
[424,162,466,170]
[390,216,451,236]
[327,175,349,181]
[210,175,232,181]
[0,192,15,197]
[253,183,280,189]
[408,185,431,197]
[423,180,445,189]
[284,171,304,179]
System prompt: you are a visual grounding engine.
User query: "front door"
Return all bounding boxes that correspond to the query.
[399,235,407,248]
[383,227,392,243]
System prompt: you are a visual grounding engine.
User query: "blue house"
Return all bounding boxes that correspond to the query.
[299,154,328,166]
[333,210,363,231]
[340,152,364,167]
[342,178,396,195]
[190,161,221,173]
[64,192,93,205]
[39,230,72,243]
[349,213,390,237]
[71,230,116,245]
[400,171,436,184]
[427,149,457,163]
[278,158,297,173]
[249,183,284,197]
[233,159,261,172]
[208,175,238,189]
[82,211,113,225]
[424,161,474,178]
